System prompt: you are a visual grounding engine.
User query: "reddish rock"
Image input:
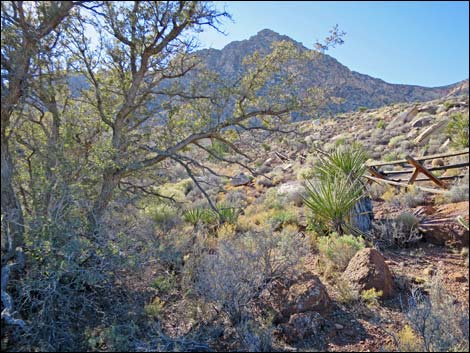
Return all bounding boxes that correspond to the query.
[450,272,467,283]
[343,248,394,298]
[259,272,331,322]
[284,273,331,316]
[281,311,324,343]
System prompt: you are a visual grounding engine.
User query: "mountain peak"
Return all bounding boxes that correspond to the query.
[250,28,295,44]
[255,28,282,37]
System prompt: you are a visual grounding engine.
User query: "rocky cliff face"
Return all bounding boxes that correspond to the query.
[197,29,468,118]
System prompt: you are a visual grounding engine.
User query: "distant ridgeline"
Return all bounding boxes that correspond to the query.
[68,29,469,123]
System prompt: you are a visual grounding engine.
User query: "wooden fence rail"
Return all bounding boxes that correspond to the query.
[365,148,469,193]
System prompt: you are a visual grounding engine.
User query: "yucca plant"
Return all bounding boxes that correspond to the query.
[304,145,370,235]
[182,208,217,226]
[314,145,368,182]
[217,204,239,224]
[303,176,365,234]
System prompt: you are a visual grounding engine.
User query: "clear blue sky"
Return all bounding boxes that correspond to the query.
[196,1,469,87]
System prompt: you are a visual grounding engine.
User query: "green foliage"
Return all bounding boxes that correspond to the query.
[317,233,365,271]
[314,145,368,182]
[457,215,469,231]
[182,207,217,226]
[208,139,231,160]
[376,119,386,129]
[217,204,240,224]
[144,297,165,318]
[383,151,401,162]
[446,113,469,148]
[358,106,368,112]
[304,145,368,234]
[269,209,299,229]
[388,135,406,147]
[304,176,364,234]
[151,273,177,294]
[360,288,383,307]
[182,204,239,226]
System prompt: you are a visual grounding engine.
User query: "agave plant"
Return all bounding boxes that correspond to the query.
[303,176,365,234]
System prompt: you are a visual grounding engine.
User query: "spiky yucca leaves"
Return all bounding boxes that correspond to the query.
[314,145,368,183]
[303,176,365,234]
[304,145,369,235]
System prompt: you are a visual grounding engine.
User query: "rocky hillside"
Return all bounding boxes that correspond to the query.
[198,29,468,118]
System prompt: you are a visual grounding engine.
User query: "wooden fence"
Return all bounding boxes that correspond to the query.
[365,149,469,194]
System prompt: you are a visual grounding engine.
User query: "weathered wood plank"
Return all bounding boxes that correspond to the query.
[364,175,448,194]
[408,168,420,184]
[367,149,469,167]
[405,155,447,189]
[382,162,469,175]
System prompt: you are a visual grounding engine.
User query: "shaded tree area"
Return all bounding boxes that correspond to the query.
[1,1,342,350]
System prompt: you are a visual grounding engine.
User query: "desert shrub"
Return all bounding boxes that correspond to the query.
[371,213,422,249]
[151,273,177,295]
[367,182,387,200]
[194,230,309,323]
[261,187,283,210]
[223,189,248,208]
[208,139,231,160]
[392,324,423,352]
[446,113,469,148]
[376,119,386,129]
[388,135,406,147]
[402,277,469,352]
[269,209,299,229]
[383,152,400,162]
[144,297,165,318]
[334,276,360,304]
[235,319,273,352]
[439,173,469,203]
[390,187,427,208]
[157,178,193,201]
[317,233,365,272]
[217,223,237,239]
[360,288,383,307]
[296,167,316,181]
[144,203,180,231]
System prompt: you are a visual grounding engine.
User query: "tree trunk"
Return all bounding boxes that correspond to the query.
[87,170,120,234]
[1,133,24,258]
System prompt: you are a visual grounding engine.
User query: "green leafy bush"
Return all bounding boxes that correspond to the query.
[446,113,469,148]
[317,232,365,271]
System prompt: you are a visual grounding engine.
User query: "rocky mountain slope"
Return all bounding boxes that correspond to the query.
[198,29,468,118]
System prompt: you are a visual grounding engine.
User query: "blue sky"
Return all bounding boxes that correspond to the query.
[196,1,469,87]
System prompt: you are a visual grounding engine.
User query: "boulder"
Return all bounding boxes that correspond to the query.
[276,181,306,206]
[231,173,251,186]
[343,248,394,298]
[418,104,438,115]
[388,106,419,129]
[281,311,324,343]
[259,272,331,323]
[410,115,433,128]
[255,176,274,188]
